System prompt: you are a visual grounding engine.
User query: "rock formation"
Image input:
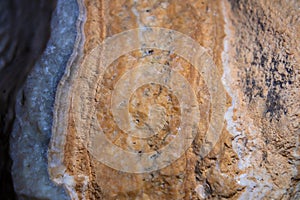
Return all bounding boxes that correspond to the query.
[0,1,57,199]
[6,0,299,199]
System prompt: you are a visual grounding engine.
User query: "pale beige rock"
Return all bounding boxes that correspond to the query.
[222,0,300,199]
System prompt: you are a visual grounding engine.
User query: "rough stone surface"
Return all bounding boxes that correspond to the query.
[10,0,299,199]
[10,0,78,199]
[223,0,300,199]
[48,0,241,199]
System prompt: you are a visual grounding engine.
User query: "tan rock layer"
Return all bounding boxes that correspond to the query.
[48,0,243,199]
[82,1,233,199]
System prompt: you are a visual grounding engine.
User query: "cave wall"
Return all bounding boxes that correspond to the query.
[9,0,299,199]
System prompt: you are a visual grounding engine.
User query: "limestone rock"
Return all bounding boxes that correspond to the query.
[223,0,300,198]
[9,0,299,199]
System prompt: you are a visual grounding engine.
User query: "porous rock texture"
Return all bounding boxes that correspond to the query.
[10,0,299,199]
[223,1,300,199]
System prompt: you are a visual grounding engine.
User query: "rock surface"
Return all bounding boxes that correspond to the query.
[10,0,78,199]
[0,0,57,199]
[223,0,300,198]
[10,0,299,199]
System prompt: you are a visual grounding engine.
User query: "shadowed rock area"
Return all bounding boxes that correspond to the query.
[9,0,79,199]
[0,0,57,199]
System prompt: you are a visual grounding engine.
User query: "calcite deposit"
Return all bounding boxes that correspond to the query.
[10,0,299,199]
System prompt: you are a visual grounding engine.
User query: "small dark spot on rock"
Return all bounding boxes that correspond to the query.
[147,49,154,54]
